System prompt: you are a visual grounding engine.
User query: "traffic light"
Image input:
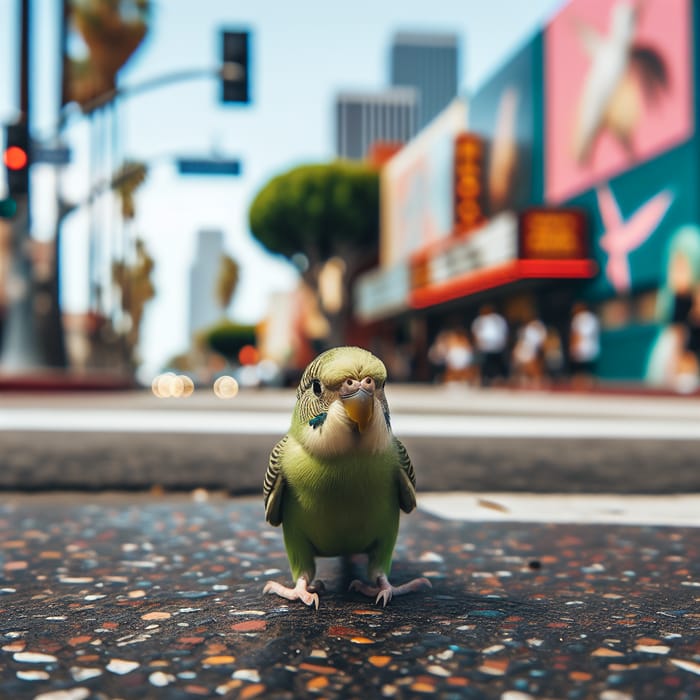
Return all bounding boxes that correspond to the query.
[4,122,30,197]
[221,30,250,103]
[0,197,18,219]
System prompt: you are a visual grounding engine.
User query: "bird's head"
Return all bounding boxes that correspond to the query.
[291,346,392,457]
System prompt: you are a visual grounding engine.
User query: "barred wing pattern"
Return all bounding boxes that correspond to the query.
[394,437,417,513]
[263,435,288,526]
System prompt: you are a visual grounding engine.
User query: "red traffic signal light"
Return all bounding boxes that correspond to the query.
[4,123,30,196]
[4,145,28,170]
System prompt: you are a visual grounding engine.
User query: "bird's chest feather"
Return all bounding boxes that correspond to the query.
[284,452,398,555]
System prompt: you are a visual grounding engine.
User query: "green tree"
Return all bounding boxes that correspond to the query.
[248,161,379,345]
[201,321,256,362]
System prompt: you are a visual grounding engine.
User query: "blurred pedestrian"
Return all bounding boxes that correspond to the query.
[471,305,509,386]
[511,315,546,388]
[444,329,476,385]
[428,330,449,384]
[569,302,600,389]
[675,284,700,393]
[542,327,565,385]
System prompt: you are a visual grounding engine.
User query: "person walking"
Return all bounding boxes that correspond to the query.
[471,305,509,387]
[569,302,600,389]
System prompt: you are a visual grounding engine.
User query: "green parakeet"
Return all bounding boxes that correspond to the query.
[262,346,431,608]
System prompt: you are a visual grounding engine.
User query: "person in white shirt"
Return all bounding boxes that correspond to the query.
[569,302,600,387]
[471,304,509,386]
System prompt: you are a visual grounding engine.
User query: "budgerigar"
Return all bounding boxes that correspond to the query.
[262,346,431,608]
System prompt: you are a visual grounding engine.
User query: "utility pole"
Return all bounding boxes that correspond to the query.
[1,0,42,370]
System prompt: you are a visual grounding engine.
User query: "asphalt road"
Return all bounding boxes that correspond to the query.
[1,386,699,494]
[1,492,699,700]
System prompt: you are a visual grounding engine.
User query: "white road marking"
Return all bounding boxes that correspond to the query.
[419,492,700,527]
[0,408,699,440]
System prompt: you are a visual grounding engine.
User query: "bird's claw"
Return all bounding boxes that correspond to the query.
[349,575,431,606]
[263,578,320,609]
[375,588,392,607]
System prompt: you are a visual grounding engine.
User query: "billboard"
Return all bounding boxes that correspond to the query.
[467,35,542,216]
[545,0,693,204]
[380,98,467,267]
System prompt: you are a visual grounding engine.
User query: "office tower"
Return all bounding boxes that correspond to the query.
[390,32,459,130]
[189,229,224,336]
[335,87,419,160]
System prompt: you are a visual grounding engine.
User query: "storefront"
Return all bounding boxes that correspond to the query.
[355,0,700,388]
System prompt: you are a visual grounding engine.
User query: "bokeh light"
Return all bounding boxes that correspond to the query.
[151,373,196,398]
[213,375,239,399]
[238,344,260,366]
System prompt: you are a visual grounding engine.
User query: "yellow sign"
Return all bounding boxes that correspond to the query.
[519,209,587,260]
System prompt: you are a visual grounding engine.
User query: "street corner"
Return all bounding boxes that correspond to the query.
[0,495,699,698]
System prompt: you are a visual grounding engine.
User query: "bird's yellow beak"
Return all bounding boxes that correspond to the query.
[341,389,374,432]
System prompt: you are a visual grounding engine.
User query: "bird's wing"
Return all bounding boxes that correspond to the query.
[394,437,417,514]
[264,435,289,526]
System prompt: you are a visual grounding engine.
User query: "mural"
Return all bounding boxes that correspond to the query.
[596,183,673,293]
[646,225,700,389]
[468,37,540,216]
[545,0,692,203]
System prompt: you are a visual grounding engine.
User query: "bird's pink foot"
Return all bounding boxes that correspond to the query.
[263,576,319,609]
[349,573,431,607]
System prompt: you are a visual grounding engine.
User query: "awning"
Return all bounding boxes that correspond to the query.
[410,258,597,309]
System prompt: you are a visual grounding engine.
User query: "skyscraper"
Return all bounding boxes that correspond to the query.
[189,229,224,337]
[335,88,418,161]
[390,32,459,131]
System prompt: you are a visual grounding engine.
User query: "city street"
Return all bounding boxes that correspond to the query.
[0,385,699,697]
[1,385,699,494]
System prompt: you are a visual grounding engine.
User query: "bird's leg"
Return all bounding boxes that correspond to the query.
[308,579,326,594]
[263,576,320,609]
[349,573,431,607]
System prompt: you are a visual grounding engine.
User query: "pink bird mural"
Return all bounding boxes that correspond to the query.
[597,184,672,292]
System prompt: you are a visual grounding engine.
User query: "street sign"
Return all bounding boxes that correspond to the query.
[177,158,241,176]
[31,144,72,165]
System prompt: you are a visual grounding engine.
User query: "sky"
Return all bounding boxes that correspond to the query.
[0,0,566,379]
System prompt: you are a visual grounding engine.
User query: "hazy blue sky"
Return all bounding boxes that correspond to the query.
[0,0,565,377]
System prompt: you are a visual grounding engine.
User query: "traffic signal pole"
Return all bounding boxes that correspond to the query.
[1,0,43,370]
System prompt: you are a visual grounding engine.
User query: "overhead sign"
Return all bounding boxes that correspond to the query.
[177,158,241,176]
[31,144,72,165]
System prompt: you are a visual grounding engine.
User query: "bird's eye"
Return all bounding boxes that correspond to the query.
[311,379,323,396]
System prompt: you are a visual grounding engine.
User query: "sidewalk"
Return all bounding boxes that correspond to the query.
[1,492,699,699]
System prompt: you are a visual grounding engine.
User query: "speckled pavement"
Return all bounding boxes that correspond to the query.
[1,494,699,700]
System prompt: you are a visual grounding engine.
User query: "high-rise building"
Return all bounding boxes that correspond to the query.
[335,88,418,161]
[189,229,224,337]
[390,32,459,130]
